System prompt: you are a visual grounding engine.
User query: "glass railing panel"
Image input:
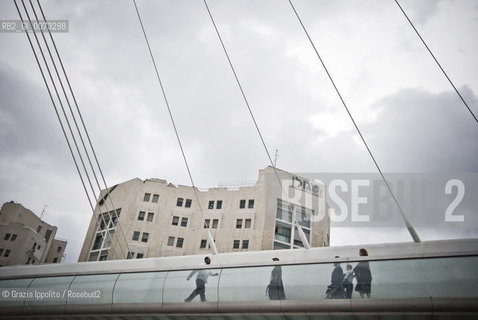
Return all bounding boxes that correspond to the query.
[219,266,276,302]
[163,269,220,303]
[0,278,34,307]
[364,256,478,299]
[113,272,166,304]
[67,274,119,304]
[25,276,75,306]
[281,263,331,300]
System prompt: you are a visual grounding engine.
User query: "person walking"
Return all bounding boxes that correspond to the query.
[184,256,218,302]
[354,248,372,298]
[267,258,286,300]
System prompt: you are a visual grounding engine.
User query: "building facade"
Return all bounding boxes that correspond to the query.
[0,202,67,267]
[78,167,330,262]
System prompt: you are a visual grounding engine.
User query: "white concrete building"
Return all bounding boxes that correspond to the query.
[79,167,330,262]
[0,202,67,267]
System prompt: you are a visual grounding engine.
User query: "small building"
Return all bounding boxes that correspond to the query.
[0,202,67,267]
[79,166,330,262]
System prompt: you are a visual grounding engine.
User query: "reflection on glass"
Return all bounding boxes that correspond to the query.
[163,270,220,303]
[0,278,34,307]
[26,276,75,306]
[68,274,119,304]
[219,266,271,302]
[113,272,166,304]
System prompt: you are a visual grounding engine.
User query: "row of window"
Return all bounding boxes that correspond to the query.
[172,216,188,227]
[165,238,250,250]
[137,211,155,222]
[204,219,219,229]
[176,198,193,208]
[3,233,17,241]
[26,257,38,264]
[209,199,255,209]
[0,248,11,257]
[143,193,255,210]
[233,239,249,249]
[240,199,255,209]
[236,219,252,229]
[127,252,144,259]
[143,193,160,203]
[167,236,184,248]
[208,200,222,209]
[132,231,149,243]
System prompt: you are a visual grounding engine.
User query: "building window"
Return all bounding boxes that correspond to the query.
[141,232,149,243]
[10,234,17,241]
[127,252,134,259]
[53,257,58,263]
[275,224,291,243]
[204,219,210,228]
[4,233,10,241]
[138,211,145,221]
[200,239,207,249]
[185,199,192,208]
[132,231,140,241]
[276,200,293,223]
[37,225,42,233]
[45,229,52,242]
[296,206,313,228]
[32,242,37,249]
[0,249,3,256]
[242,240,249,249]
[152,194,159,203]
[233,240,240,249]
[93,233,103,250]
[248,199,255,208]
[181,217,188,227]
[239,200,246,209]
[136,253,144,259]
[57,246,62,252]
[172,216,179,226]
[99,250,108,261]
[176,237,184,248]
[208,200,214,209]
[143,193,151,202]
[212,219,219,229]
[245,219,251,228]
[147,212,154,222]
[216,200,223,209]
[236,219,242,229]
[4,249,11,257]
[167,236,175,246]
[176,198,184,207]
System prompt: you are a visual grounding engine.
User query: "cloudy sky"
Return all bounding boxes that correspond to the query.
[1,0,477,263]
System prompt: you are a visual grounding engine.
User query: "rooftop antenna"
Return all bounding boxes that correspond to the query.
[273,149,279,167]
[40,204,47,220]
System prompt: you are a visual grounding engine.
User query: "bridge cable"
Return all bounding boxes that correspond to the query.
[22,0,126,260]
[288,0,421,243]
[28,0,126,261]
[33,0,131,260]
[394,0,478,124]
[133,0,217,254]
[203,0,311,248]
[15,0,129,260]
